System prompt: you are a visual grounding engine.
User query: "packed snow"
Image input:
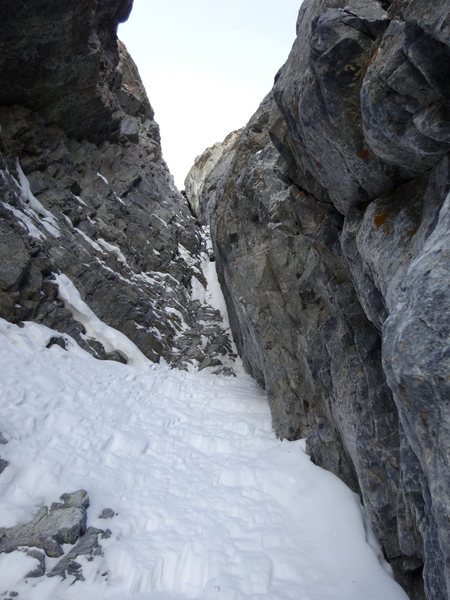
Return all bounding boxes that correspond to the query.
[0,316,409,600]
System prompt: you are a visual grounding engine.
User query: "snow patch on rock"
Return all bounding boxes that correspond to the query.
[54,273,150,369]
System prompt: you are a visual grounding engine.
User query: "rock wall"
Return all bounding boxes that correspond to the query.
[185,1,450,598]
[0,0,236,373]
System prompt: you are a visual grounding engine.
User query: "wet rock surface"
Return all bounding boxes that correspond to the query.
[0,2,236,373]
[185,1,449,598]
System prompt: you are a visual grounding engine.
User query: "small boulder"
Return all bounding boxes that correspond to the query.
[60,489,89,509]
[119,116,139,143]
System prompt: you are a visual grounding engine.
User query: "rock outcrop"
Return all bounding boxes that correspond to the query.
[0,490,112,583]
[185,1,450,598]
[185,129,243,222]
[0,0,236,373]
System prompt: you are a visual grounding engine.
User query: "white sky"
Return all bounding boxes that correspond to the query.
[119,0,301,188]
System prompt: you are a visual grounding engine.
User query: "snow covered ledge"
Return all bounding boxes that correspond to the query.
[53,273,150,370]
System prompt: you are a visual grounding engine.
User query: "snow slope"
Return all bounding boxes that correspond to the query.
[0,318,409,600]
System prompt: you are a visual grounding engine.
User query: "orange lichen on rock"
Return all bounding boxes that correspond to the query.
[367,47,379,69]
[357,148,370,160]
[374,210,390,228]
[405,223,420,242]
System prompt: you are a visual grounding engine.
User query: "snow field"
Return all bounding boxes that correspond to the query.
[0,319,408,600]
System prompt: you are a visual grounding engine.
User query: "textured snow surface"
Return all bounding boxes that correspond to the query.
[0,319,408,600]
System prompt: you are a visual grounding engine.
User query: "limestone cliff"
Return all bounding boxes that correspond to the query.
[0,0,236,373]
[185,1,450,598]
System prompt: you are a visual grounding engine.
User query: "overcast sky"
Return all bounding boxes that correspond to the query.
[119,1,301,188]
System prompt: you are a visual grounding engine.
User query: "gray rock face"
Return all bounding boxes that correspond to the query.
[361,19,450,172]
[185,1,450,598]
[383,184,450,598]
[0,2,236,373]
[184,129,244,221]
[0,0,133,142]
